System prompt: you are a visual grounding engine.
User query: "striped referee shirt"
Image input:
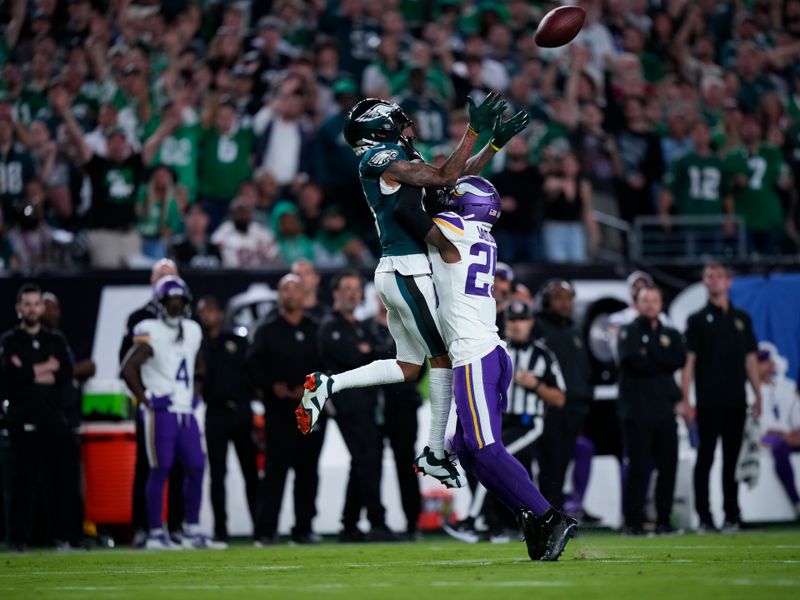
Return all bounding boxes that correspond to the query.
[506,338,566,419]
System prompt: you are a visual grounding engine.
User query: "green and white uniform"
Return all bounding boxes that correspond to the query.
[724,144,788,233]
[664,151,728,215]
[359,142,447,364]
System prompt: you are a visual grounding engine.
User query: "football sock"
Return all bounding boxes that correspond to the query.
[463,443,552,517]
[427,368,453,459]
[183,466,204,526]
[331,359,405,393]
[770,439,800,504]
[566,437,594,513]
[145,468,169,531]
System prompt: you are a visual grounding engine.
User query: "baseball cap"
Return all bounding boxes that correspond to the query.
[104,126,126,139]
[506,299,534,321]
[626,270,653,288]
[257,16,282,30]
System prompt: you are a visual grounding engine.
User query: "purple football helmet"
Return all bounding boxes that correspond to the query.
[154,275,192,322]
[449,176,501,227]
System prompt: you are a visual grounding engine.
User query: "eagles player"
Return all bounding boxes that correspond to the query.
[428,176,577,561]
[297,93,527,487]
[121,276,220,550]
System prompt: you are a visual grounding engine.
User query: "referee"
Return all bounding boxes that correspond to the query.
[680,262,761,533]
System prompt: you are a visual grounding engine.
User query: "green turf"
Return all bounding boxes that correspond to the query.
[1,529,799,599]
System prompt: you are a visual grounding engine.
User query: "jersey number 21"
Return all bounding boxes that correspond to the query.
[465,242,497,297]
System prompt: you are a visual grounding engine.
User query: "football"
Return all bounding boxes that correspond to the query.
[534,6,586,48]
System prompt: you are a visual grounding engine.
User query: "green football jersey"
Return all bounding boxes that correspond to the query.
[144,118,202,201]
[198,126,255,200]
[664,151,727,215]
[358,143,426,258]
[724,145,787,232]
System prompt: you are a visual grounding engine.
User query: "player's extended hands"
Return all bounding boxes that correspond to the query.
[467,91,506,134]
[490,110,530,150]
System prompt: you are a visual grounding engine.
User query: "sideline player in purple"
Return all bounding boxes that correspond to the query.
[427,176,578,561]
[122,276,222,550]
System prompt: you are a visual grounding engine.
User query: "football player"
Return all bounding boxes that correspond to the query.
[121,276,221,550]
[296,94,527,488]
[428,176,577,561]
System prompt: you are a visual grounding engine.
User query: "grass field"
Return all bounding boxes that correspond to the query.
[2,529,799,599]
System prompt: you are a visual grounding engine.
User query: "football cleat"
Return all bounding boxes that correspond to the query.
[182,533,228,549]
[442,518,481,544]
[516,509,545,560]
[296,372,333,434]
[144,533,182,551]
[413,446,466,488]
[539,512,578,562]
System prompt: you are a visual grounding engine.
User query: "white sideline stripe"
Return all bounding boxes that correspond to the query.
[44,581,574,592]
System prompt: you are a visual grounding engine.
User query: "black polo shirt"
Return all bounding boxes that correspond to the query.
[202,331,252,409]
[685,301,758,409]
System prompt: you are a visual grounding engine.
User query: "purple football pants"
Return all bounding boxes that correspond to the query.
[143,410,205,531]
[763,433,800,504]
[451,345,552,517]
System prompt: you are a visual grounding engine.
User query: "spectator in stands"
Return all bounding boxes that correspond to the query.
[0,102,35,226]
[313,205,373,268]
[198,96,255,231]
[493,262,515,333]
[55,86,144,268]
[757,344,800,519]
[289,259,328,322]
[680,262,761,533]
[171,204,221,269]
[490,136,543,262]
[198,295,258,543]
[270,200,314,265]
[541,152,601,263]
[211,196,279,269]
[724,117,792,255]
[1,283,74,551]
[618,285,686,535]
[246,274,325,545]
[397,66,449,151]
[136,165,182,261]
[6,180,69,270]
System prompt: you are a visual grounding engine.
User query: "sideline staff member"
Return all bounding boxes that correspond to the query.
[618,285,686,535]
[1,283,74,550]
[680,262,761,533]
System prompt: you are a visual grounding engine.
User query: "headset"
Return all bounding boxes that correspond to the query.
[537,278,576,312]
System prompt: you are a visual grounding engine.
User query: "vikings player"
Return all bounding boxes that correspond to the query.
[428,176,578,561]
[122,276,221,550]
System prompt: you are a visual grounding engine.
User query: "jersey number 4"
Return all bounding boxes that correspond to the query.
[465,242,497,297]
[175,358,190,388]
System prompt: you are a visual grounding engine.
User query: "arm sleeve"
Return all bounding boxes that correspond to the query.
[395,184,436,242]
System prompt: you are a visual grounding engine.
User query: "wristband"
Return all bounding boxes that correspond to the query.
[467,126,479,137]
[489,141,501,152]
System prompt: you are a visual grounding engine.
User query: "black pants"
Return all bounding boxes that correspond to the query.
[694,405,746,523]
[8,405,73,546]
[382,398,420,534]
[337,399,386,531]
[484,420,542,530]
[256,404,326,538]
[132,408,184,533]
[540,410,583,509]
[622,419,678,528]
[205,404,259,540]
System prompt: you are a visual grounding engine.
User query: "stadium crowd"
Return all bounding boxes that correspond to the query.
[1,0,800,271]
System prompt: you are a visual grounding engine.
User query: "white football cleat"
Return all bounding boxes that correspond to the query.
[182,534,228,550]
[144,533,182,551]
[296,372,333,434]
[413,446,466,488]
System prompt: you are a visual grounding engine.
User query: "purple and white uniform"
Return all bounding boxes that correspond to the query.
[133,316,205,531]
[426,176,552,517]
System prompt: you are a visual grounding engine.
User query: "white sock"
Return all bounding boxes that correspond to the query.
[427,368,453,459]
[331,359,405,393]
[150,527,164,537]
[184,522,200,536]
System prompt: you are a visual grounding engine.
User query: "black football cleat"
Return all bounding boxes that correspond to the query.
[516,509,546,560]
[540,512,578,562]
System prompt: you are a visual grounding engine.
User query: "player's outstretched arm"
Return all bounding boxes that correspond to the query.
[121,343,154,406]
[383,92,506,188]
[464,111,530,175]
